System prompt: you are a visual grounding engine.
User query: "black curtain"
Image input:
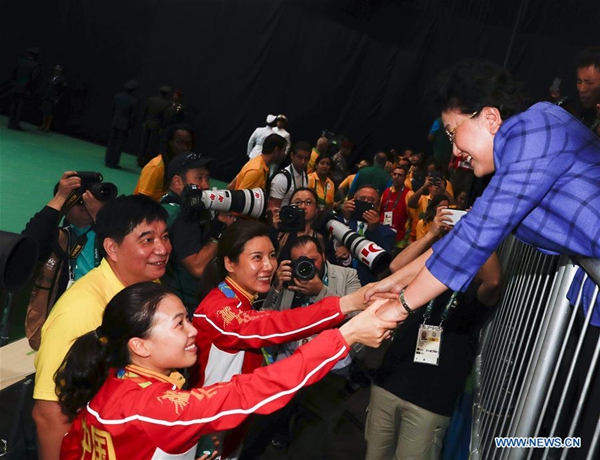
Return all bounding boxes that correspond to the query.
[1,0,598,180]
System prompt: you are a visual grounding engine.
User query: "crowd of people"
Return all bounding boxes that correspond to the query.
[16,45,600,460]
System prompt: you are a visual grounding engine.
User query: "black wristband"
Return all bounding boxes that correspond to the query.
[399,289,415,315]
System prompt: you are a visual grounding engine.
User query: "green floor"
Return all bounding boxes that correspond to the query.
[0,115,226,343]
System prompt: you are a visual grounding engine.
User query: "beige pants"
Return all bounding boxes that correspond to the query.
[365,384,451,460]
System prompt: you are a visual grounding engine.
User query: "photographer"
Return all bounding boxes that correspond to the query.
[269,187,325,261]
[159,151,235,315]
[239,236,361,460]
[337,185,395,285]
[22,171,107,347]
[407,170,454,242]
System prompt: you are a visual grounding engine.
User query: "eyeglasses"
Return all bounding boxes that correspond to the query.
[445,111,478,144]
[291,199,315,207]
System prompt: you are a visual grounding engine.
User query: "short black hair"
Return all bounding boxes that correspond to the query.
[95,195,168,258]
[430,58,530,120]
[575,46,600,70]
[161,123,196,153]
[374,152,388,166]
[262,134,287,154]
[291,234,323,254]
[292,141,312,155]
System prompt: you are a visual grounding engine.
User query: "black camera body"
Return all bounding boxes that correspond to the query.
[292,256,317,281]
[350,200,374,221]
[75,172,118,202]
[279,205,306,232]
[428,172,443,186]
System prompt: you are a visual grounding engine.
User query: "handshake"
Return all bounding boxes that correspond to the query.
[337,283,410,349]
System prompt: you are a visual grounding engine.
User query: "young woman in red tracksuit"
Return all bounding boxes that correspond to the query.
[190,220,371,388]
[56,283,395,460]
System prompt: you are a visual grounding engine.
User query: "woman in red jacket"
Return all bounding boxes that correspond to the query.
[191,220,372,388]
[56,282,394,460]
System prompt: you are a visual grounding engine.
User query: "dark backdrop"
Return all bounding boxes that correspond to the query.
[1,0,598,180]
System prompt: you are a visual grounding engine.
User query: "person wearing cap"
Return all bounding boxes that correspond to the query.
[104,79,140,169]
[39,65,66,132]
[134,123,195,201]
[247,114,278,158]
[137,85,171,167]
[273,114,291,153]
[8,47,42,130]
[160,152,235,314]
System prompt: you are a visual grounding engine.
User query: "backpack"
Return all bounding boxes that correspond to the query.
[25,228,69,350]
[266,167,293,197]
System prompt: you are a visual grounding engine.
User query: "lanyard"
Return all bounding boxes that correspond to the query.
[422,291,459,328]
[385,187,403,212]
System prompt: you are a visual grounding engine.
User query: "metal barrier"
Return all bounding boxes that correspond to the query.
[470,235,600,460]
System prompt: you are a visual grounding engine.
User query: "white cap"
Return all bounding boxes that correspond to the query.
[266,114,277,123]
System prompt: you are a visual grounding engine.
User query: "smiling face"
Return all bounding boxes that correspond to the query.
[225,236,277,295]
[138,294,198,375]
[104,219,171,286]
[442,108,499,177]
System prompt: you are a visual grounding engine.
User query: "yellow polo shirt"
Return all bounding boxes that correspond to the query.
[234,155,269,190]
[33,259,126,401]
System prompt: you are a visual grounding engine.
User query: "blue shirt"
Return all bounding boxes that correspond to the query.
[426,103,600,324]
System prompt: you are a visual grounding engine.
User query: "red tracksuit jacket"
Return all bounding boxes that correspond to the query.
[60,330,349,460]
[189,278,345,387]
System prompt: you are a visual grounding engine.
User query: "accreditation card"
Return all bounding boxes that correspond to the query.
[414,324,442,365]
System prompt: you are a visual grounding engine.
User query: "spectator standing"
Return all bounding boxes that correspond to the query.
[232,133,287,191]
[31,195,171,460]
[8,47,41,130]
[248,114,277,159]
[380,165,411,248]
[267,141,310,208]
[307,154,335,210]
[137,85,171,167]
[39,65,66,132]
[133,123,195,201]
[348,152,392,198]
[104,79,139,169]
[575,46,600,135]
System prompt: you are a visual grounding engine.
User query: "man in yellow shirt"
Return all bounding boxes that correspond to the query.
[231,133,287,190]
[32,195,172,460]
[134,124,195,201]
[306,136,330,174]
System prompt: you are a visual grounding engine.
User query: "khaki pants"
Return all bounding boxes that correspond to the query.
[365,384,450,460]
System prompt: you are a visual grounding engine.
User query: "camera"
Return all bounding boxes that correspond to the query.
[76,172,118,202]
[279,205,305,232]
[182,186,266,219]
[63,172,118,211]
[292,256,317,281]
[350,200,375,222]
[428,172,443,185]
[315,210,391,275]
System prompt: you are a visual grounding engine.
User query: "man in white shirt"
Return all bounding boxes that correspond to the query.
[268,141,311,208]
[247,114,277,158]
[273,113,291,153]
